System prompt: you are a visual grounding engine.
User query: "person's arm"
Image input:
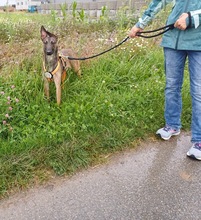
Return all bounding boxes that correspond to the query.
[129,0,173,38]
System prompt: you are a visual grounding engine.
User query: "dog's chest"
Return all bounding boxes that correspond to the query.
[45,55,57,72]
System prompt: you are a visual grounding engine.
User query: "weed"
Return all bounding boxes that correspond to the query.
[72,1,77,19]
[60,3,68,21]
[0,84,19,139]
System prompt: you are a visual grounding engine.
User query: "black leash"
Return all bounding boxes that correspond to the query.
[136,23,175,38]
[61,23,175,61]
[67,36,129,61]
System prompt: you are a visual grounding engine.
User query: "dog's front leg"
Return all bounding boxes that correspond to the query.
[44,77,50,101]
[54,74,62,105]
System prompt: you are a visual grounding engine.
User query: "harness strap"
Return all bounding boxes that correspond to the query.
[43,58,67,83]
[59,56,67,84]
[62,69,67,84]
[43,60,61,76]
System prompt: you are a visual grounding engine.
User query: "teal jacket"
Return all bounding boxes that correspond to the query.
[136,0,201,50]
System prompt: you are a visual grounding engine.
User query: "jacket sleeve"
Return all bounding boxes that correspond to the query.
[189,9,201,29]
[136,0,173,29]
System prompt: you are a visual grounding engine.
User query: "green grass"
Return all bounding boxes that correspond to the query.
[0,12,191,198]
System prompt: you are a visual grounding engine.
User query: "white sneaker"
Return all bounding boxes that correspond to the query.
[156,126,180,140]
[187,143,201,160]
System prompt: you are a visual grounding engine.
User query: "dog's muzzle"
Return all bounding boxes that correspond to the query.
[44,72,53,79]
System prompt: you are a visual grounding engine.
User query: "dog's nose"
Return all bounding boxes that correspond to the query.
[46,51,53,55]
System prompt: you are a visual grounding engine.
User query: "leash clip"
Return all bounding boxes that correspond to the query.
[44,72,53,79]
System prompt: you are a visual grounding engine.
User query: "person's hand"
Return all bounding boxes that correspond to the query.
[174,13,189,30]
[129,25,143,38]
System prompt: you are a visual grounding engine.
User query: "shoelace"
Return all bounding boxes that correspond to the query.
[194,143,201,150]
[163,126,172,132]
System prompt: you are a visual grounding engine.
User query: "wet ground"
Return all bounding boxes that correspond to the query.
[0,131,200,220]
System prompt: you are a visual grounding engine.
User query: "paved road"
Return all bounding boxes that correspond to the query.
[0,132,201,220]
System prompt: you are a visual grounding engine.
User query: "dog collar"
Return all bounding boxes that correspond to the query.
[43,61,61,80]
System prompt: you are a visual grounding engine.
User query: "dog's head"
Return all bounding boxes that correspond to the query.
[40,26,58,56]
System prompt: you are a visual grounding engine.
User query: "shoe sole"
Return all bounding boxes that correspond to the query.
[156,131,180,140]
[186,152,201,160]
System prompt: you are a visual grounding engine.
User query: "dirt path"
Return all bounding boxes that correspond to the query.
[0,131,200,220]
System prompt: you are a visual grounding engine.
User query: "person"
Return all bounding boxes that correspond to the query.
[129,0,201,160]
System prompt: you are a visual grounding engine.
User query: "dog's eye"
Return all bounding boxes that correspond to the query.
[50,37,56,44]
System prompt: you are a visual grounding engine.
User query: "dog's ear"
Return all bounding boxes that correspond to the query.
[40,26,58,43]
[41,26,47,40]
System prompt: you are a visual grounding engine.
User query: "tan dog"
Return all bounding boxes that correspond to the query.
[41,26,81,105]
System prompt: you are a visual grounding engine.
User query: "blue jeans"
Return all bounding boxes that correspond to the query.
[164,47,201,143]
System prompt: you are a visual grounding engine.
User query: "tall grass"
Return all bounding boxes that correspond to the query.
[0,11,191,198]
